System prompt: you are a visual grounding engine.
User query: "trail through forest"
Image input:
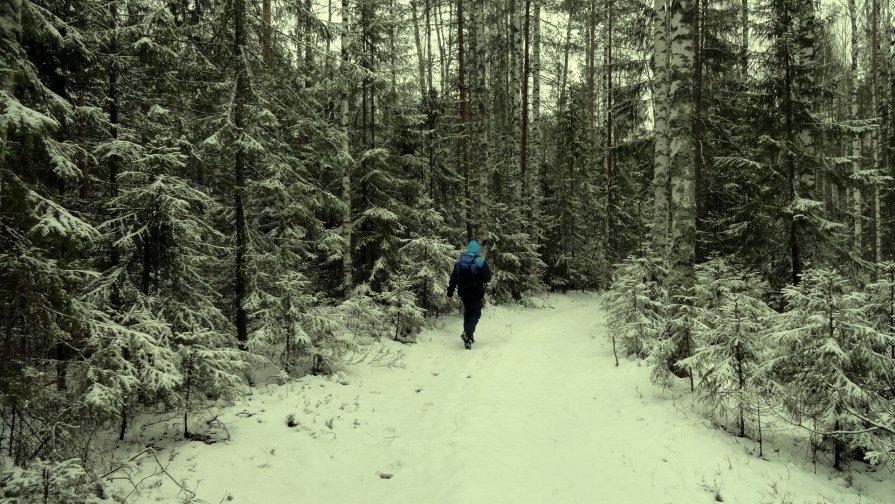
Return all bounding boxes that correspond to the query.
[119,294,893,504]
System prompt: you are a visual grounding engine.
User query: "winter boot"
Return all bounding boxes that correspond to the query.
[462,332,471,350]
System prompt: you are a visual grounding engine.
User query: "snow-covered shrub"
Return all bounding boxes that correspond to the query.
[682,287,773,439]
[602,256,666,362]
[765,268,895,469]
[395,234,455,316]
[483,209,545,302]
[379,275,427,342]
[0,456,111,503]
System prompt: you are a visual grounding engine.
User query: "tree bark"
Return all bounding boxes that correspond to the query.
[521,0,530,209]
[558,2,573,116]
[693,0,704,261]
[740,0,748,76]
[668,0,696,348]
[849,0,862,259]
[605,0,615,256]
[871,0,883,264]
[511,0,523,205]
[458,0,473,242]
[411,0,427,101]
[341,0,353,296]
[530,0,541,221]
[234,0,250,348]
[653,0,671,256]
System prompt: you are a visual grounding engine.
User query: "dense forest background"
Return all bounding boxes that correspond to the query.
[2,0,895,499]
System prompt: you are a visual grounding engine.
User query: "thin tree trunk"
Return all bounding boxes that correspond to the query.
[458,0,473,242]
[341,0,353,296]
[425,0,434,93]
[605,0,615,257]
[849,0,862,258]
[530,0,541,222]
[740,0,748,76]
[511,0,523,205]
[653,0,671,256]
[411,0,427,100]
[327,0,333,53]
[436,0,447,90]
[234,0,250,349]
[305,0,314,87]
[871,0,883,265]
[693,0,704,261]
[521,0,530,208]
[558,2,573,115]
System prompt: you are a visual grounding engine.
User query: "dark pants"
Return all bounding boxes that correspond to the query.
[461,296,483,339]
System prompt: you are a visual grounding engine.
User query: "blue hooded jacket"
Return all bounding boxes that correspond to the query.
[447,240,492,299]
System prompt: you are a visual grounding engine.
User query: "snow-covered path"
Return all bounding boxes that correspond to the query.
[127,294,892,504]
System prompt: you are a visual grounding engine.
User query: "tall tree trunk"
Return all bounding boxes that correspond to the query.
[521,0,530,209]
[693,0,704,261]
[605,0,615,257]
[740,0,748,76]
[234,0,250,349]
[849,0,862,259]
[653,0,671,256]
[530,0,541,222]
[458,0,473,242]
[871,0,883,264]
[305,0,314,87]
[341,0,353,296]
[558,2,573,116]
[411,0,427,101]
[436,0,447,90]
[668,0,696,359]
[425,0,434,93]
[511,0,523,205]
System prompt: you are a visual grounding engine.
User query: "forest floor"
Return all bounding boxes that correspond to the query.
[111,293,895,504]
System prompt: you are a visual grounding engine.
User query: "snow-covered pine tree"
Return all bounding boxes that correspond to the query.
[682,259,772,440]
[766,268,895,469]
[0,0,107,466]
[602,255,667,363]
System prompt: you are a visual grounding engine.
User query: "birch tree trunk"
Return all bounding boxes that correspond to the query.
[849,0,862,258]
[530,0,541,221]
[340,0,353,297]
[667,0,696,363]
[653,0,671,256]
[740,0,748,76]
[435,0,447,90]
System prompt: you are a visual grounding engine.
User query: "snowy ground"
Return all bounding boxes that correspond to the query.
[113,293,895,504]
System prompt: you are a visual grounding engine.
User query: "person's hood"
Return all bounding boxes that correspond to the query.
[466,240,481,255]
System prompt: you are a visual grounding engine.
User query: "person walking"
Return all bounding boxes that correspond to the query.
[447,240,492,349]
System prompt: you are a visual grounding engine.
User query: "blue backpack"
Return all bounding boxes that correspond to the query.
[456,254,485,288]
